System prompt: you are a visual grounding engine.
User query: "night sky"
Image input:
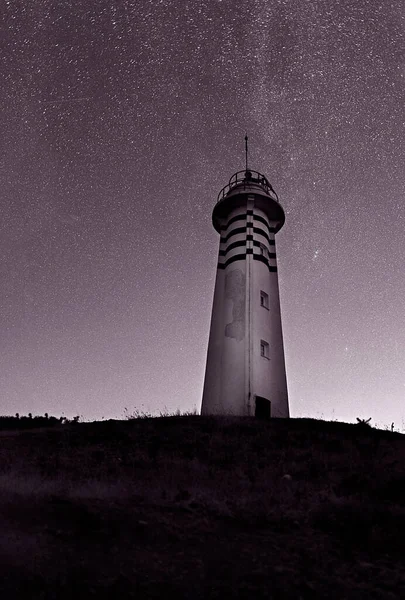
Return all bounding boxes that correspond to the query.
[1,0,404,427]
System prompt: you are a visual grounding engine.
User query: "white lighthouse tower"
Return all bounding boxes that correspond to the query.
[201,138,289,418]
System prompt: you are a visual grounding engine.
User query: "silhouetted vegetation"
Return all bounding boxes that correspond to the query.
[0,414,404,598]
[0,413,80,430]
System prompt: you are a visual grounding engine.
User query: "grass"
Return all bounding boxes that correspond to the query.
[0,413,405,598]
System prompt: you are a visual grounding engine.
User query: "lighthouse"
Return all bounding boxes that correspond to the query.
[201,138,289,418]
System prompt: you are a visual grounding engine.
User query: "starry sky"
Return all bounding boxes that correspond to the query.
[1,0,404,427]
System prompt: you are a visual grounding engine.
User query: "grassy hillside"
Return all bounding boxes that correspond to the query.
[0,414,405,599]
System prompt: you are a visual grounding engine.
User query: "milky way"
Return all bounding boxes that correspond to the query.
[1,0,404,426]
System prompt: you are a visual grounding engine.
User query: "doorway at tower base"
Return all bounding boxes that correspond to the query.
[254,396,271,420]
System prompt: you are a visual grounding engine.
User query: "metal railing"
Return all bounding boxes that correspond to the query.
[216,170,279,203]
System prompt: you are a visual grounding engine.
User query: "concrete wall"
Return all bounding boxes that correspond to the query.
[202,206,248,415]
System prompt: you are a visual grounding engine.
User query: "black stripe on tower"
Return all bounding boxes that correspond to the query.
[220,214,246,231]
[220,213,275,233]
[221,226,275,245]
[220,223,276,246]
[248,222,276,234]
[217,254,247,268]
[247,233,275,246]
[217,251,278,272]
[253,227,275,244]
[253,240,276,258]
[219,239,247,256]
[253,255,277,271]
[254,214,271,229]
[220,226,247,243]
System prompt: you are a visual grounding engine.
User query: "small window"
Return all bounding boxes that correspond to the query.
[260,291,269,309]
[260,340,269,359]
[259,243,268,257]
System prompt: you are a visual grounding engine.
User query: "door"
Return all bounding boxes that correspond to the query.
[255,396,271,419]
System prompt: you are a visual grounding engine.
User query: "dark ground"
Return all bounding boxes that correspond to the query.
[0,415,405,598]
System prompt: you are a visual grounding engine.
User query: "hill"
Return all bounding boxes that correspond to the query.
[0,414,405,598]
